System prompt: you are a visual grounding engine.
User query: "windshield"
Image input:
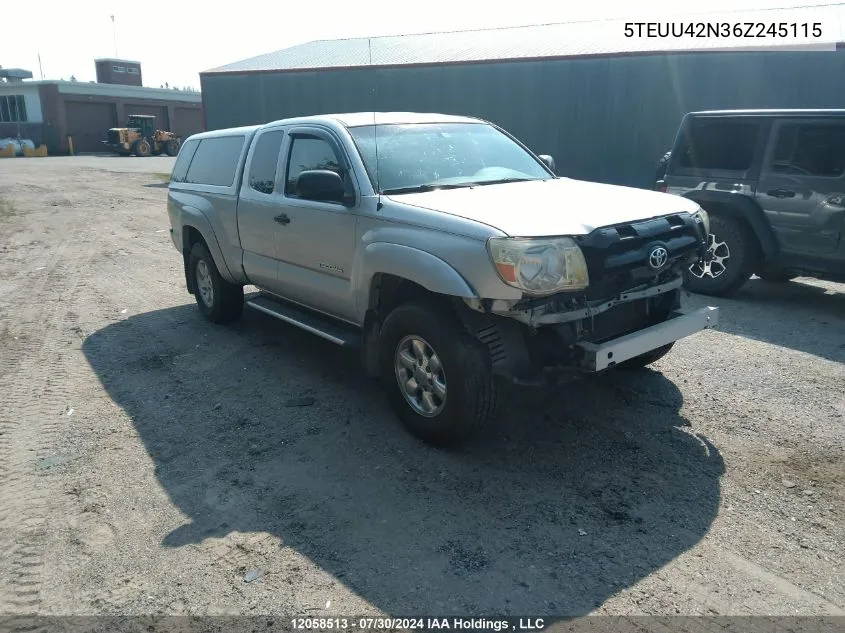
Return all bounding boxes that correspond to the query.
[348,123,553,194]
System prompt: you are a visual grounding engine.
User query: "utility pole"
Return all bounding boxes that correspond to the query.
[111,15,118,57]
[37,53,44,80]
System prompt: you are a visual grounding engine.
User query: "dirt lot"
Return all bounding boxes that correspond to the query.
[0,157,843,620]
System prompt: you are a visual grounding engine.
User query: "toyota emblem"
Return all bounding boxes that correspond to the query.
[648,246,669,270]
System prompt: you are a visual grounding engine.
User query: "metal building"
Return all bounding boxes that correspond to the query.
[200,5,845,188]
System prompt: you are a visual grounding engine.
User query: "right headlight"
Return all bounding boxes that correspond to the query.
[487,236,589,295]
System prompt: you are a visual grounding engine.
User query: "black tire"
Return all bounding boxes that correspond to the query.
[684,215,758,297]
[378,301,497,446]
[164,139,180,156]
[620,343,674,369]
[187,242,244,324]
[756,268,798,283]
[132,138,151,157]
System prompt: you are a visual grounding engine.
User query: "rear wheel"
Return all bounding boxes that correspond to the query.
[132,138,152,157]
[684,215,757,296]
[379,301,497,446]
[188,242,243,324]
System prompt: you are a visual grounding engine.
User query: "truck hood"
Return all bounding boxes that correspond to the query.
[388,177,701,237]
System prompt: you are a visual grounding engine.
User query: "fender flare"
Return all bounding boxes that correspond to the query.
[180,207,237,285]
[682,190,779,256]
[356,242,478,317]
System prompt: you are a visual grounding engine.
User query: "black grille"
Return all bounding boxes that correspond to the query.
[574,214,705,300]
[107,130,121,144]
[585,292,678,342]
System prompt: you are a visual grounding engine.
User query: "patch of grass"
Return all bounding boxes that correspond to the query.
[153,172,172,183]
[0,198,18,218]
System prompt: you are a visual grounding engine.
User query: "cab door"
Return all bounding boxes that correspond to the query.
[271,127,359,323]
[236,127,287,293]
[756,119,845,256]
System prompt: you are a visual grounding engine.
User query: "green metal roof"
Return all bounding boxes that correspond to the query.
[205,4,845,74]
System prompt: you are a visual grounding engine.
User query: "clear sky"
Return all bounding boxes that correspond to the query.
[2,0,839,89]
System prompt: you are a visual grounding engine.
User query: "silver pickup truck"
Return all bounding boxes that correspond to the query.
[167,112,718,445]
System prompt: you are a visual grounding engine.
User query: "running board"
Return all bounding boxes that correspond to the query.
[245,294,361,348]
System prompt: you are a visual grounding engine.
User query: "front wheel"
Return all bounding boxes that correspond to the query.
[684,215,758,297]
[378,301,498,446]
[188,242,244,324]
[164,139,180,156]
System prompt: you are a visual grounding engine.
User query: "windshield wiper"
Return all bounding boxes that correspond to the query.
[470,177,535,186]
[381,183,477,195]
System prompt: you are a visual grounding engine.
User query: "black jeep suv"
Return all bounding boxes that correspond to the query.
[659,109,845,296]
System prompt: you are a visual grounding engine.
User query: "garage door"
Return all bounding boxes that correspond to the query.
[125,104,169,130]
[172,107,204,138]
[65,101,117,153]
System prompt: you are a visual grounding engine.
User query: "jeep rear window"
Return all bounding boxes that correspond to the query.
[676,120,761,172]
[184,135,245,187]
[770,123,845,177]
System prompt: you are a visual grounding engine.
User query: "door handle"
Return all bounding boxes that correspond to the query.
[767,188,796,199]
[274,213,291,225]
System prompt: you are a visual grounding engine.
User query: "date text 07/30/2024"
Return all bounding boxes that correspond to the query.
[290,617,548,631]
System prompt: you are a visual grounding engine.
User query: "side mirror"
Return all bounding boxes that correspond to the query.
[538,154,556,174]
[296,169,347,204]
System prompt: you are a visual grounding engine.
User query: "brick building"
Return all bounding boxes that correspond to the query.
[0,60,203,154]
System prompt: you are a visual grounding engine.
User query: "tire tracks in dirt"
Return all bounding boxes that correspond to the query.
[0,196,100,614]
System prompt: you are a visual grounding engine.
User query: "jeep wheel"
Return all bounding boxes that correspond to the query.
[188,242,244,324]
[379,302,497,446]
[684,215,757,296]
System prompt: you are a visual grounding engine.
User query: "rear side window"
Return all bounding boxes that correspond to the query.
[184,136,245,187]
[676,120,761,171]
[248,130,285,194]
[770,123,845,177]
[170,139,199,183]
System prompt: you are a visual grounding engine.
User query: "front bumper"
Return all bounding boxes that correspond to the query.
[576,306,719,371]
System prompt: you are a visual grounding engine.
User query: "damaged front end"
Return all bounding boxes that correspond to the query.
[458,212,718,385]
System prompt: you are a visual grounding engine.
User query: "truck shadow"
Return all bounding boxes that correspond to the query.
[684,277,845,363]
[81,304,724,617]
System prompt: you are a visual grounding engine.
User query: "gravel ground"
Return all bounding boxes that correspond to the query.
[0,157,842,621]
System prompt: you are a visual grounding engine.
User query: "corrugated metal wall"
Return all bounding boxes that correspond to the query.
[201,49,845,188]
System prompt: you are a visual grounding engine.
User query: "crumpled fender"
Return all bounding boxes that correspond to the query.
[354,242,477,319]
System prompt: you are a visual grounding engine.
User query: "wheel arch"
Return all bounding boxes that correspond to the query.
[180,211,237,291]
[682,191,778,258]
[355,243,478,323]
